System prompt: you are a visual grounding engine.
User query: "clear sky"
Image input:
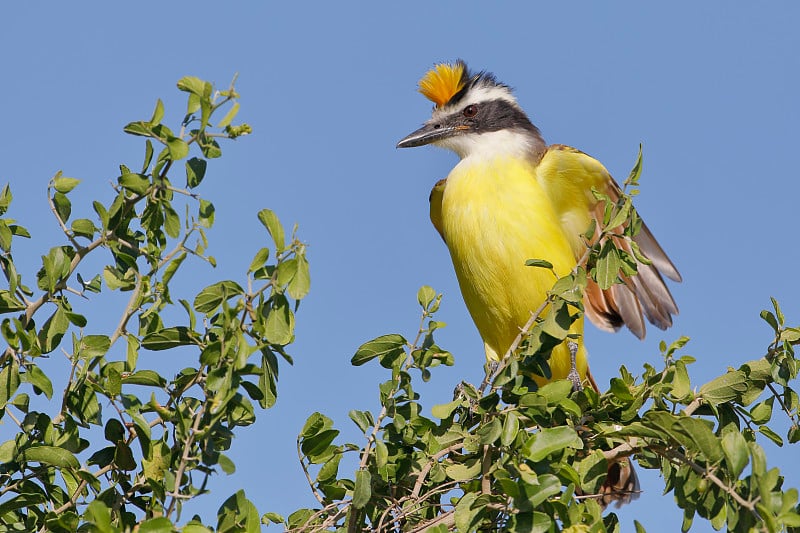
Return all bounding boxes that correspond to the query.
[2,3,799,532]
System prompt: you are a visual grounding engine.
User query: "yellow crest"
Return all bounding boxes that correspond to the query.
[418,62,466,108]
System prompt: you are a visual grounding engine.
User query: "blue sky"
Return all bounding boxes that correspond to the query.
[2,3,799,531]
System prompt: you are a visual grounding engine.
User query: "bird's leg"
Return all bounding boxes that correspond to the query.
[567,341,582,392]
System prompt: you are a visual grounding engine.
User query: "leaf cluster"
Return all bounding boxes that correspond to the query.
[287,151,800,533]
[0,77,309,532]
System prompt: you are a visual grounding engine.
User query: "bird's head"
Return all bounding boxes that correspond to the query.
[397,60,545,159]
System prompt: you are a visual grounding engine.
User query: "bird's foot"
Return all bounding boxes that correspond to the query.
[567,341,582,392]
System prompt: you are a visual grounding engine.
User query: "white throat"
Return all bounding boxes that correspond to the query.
[435,129,538,161]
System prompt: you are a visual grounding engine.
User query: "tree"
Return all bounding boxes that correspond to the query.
[0,76,309,532]
[0,77,798,533]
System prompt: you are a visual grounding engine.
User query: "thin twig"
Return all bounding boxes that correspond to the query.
[410,443,464,499]
[406,509,455,533]
[165,404,205,517]
[766,382,798,425]
[660,446,758,513]
[297,438,327,505]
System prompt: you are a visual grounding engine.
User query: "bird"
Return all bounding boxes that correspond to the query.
[397,60,681,506]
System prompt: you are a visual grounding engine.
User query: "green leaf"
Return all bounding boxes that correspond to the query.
[82,500,112,531]
[18,445,80,469]
[540,299,572,340]
[522,426,583,461]
[722,430,748,478]
[53,176,81,194]
[23,364,53,399]
[257,209,285,252]
[349,410,373,433]
[264,297,294,345]
[699,369,748,404]
[177,76,208,96]
[198,198,215,228]
[93,201,109,230]
[537,379,572,405]
[122,370,167,387]
[525,258,554,269]
[750,399,773,424]
[78,335,111,358]
[595,239,621,290]
[149,98,165,125]
[248,247,270,273]
[300,429,339,458]
[478,417,503,445]
[607,197,632,230]
[163,251,186,286]
[141,327,198,350]
[38,306,69,354]
[217,101,240,128]
[501,411,520,447]
[139,517,174,533]
[351,334,407,366]
[0,440,16,463]
[118,171,150,195]
[673,417,724,462]
[71,218,97,239]
[417,285,436,309]
[194,280,244,314]
[261,513,284,526]
[431,399,462,419]
[758,425,784,446]
[454,492,482,532]
[0,360,21,407]
[523,473,562,508]
[576,450,608,494]
[185,157,207,188]
[52,191,71,223]
[445,457,482,481]
[163,205,180,238]
[167,137,190,160]
[258,350,278,409]
[0,290,25,313]
[219,453,236,475]
[352,469,372,509]
[287,254,310,300]
[104,418,125,443]
[624,144,643,188]
[123,121,153,138]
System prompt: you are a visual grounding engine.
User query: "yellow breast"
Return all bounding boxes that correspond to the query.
[440,155,587,379]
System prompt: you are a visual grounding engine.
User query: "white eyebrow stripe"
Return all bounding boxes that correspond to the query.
[432,85,519,121]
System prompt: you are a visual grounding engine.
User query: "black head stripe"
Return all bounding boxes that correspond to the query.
[472,99,541,138]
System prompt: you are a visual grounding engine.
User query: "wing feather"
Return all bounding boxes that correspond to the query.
[537,145,680,339]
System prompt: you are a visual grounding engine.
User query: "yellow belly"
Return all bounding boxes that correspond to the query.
[440,156,587,382]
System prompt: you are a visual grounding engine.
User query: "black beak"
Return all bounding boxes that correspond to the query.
[396,122,461,148]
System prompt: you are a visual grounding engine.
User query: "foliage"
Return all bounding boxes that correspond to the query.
[1,77,798,533]
[0,76,309,531]
[289,152,800,532]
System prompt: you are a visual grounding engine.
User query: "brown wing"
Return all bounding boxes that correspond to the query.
[537,145,681,340]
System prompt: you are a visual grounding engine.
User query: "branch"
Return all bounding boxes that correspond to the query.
[47,184,82,250]
[297,437,326,506]
[165,404,205,517]
[406,509,455,533]
[660,447,759,515]
[410,443,464,499]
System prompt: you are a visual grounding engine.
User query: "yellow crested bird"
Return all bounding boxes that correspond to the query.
[397,60,681,506]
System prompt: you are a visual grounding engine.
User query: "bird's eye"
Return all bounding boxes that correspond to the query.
[463,104,478,118]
